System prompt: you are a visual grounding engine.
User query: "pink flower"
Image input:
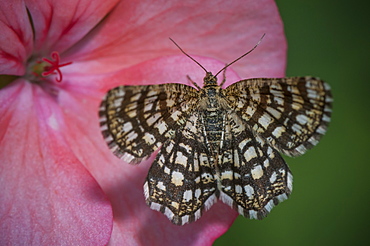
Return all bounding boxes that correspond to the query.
[0,0,286,245]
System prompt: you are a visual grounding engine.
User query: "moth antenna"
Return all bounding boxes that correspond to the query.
[215,33,265,79]
[169,38,208,74]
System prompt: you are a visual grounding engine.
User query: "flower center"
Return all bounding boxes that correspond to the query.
[32,52,72,82]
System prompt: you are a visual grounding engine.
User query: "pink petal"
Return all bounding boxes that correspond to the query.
[63,0,286,79]
[52,1,286,244]
[0,1,33,75]
[0,81,113,245]
[25,0,120,55]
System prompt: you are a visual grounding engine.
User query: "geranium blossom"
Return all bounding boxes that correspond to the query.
[0,0,286,245]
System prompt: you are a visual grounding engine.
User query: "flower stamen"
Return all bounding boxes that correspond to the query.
[41,52,72,82]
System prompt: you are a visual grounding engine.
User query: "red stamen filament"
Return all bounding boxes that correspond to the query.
[41,52,72,82]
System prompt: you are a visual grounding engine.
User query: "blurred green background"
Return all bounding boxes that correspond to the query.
[215,1,369,245]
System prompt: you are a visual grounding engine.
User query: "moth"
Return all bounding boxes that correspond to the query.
[99,35,332,225]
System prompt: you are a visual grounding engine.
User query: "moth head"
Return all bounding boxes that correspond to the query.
[203,72,218,86]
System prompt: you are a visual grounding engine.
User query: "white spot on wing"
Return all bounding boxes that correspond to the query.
[155,121,168,134]
[287,172,293,191]
[171,110,181,121]
[322,114,331,122]
[238,138,251,150]
[244,146,257,161]
[269,172,277,183]
[166,143,174,154]
[164,166,170,174]
[146,113,161,126]
[166,99,175,107]
[221,170,233,180]
[183,190,192,202]
[266,106,282,119]
[244,185,254,197]
[157,181,166,191]
[249,210,258,219]
[317,126,326,135]
[150,202,161,211]
[258,115,273,129]
[251,165,263,179]
[143,101,153,112]
[272,126,285,138]
[195,188,201,199]
[130,93,141,102]
[143,132,155,145]
[123,122,133,131]
[127,131,138,142]
[292,123,302,133]
[175,151,188,166]
[235,185,242,194]
[171,171,184,186]
[296,114,308,124]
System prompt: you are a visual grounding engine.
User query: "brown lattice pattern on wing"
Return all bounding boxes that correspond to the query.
[144,112,218,225]
[99,83,199,163]
[218,112,292,219]
[225,76,332,157]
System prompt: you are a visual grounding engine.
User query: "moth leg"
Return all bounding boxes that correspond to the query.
[219,64,227,87]
[187,75,201,90]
